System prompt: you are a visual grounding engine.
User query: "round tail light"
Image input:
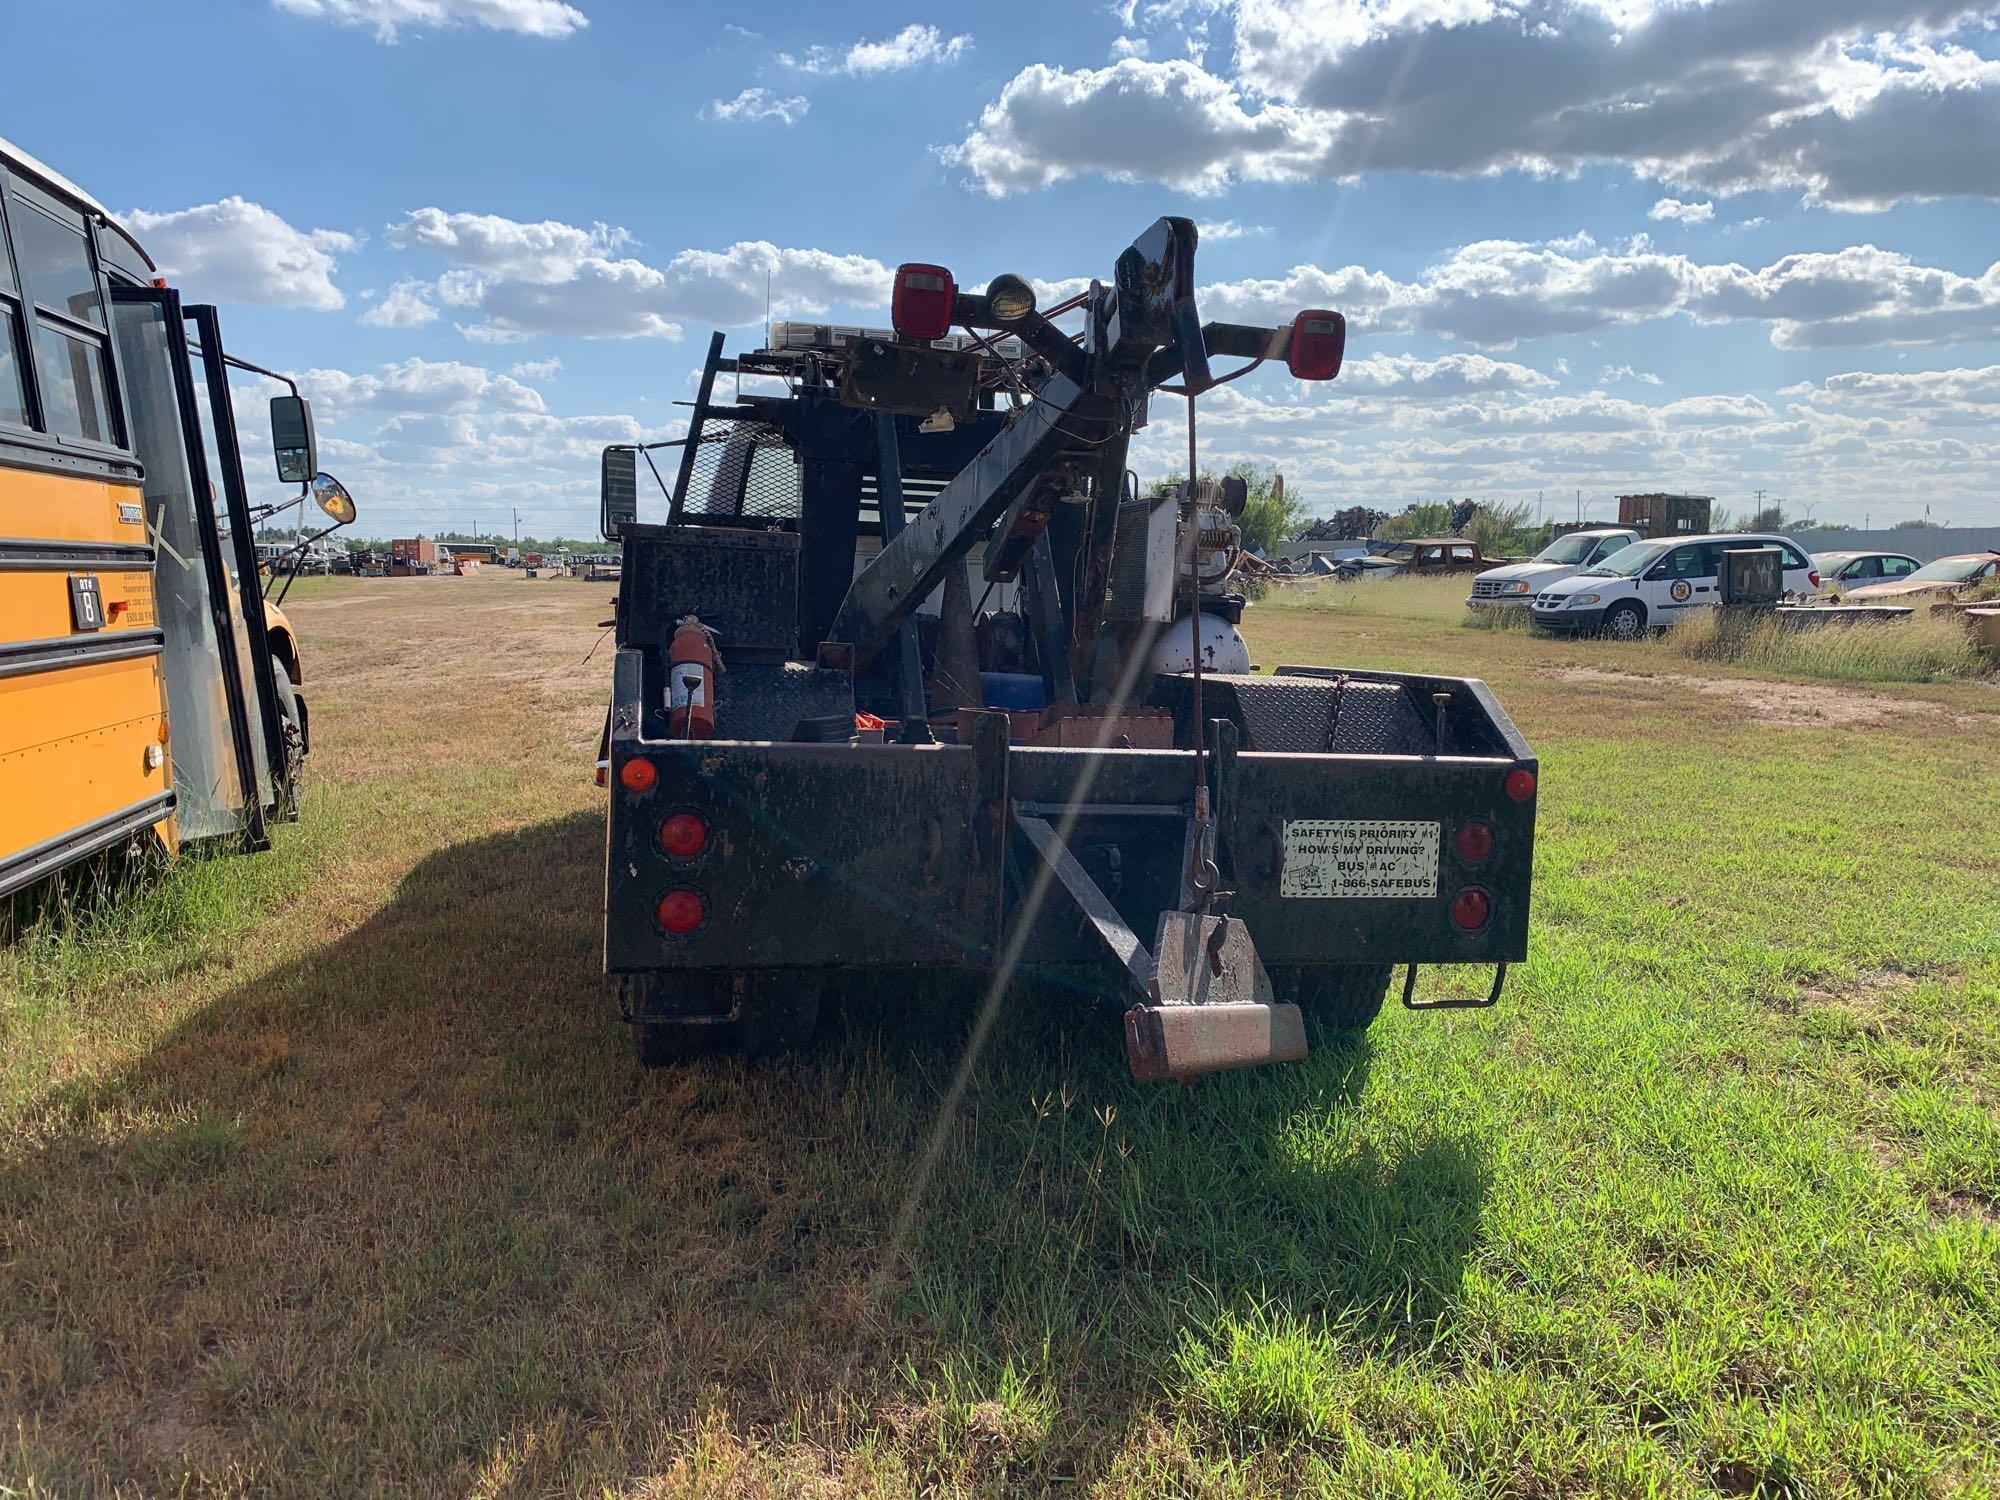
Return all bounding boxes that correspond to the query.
[659,811,709,859]
[657,888,706,936]
[619,759,657,793]
[1450,887,1491,931]
[1504,768,1537,804]
[1453,822,1495,863]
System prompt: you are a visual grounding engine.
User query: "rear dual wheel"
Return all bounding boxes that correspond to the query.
[1270,964,1393,1036]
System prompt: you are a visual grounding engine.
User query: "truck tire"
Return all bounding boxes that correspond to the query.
[1273,964,1393,1036]
[269,655,304,815]
[1600,600,1646,640]
[623,969,825,1067]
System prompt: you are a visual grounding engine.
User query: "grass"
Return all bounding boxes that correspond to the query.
[4,570,1999,1496]
[1666,609,1986,683]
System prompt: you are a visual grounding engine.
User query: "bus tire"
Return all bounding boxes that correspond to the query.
[1273,964,1393,1036]
[269,655,305,814]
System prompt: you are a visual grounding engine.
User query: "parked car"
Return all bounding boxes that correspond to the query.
[1530,533,1819,638]
[1812,550,1921,596]
[1843,550,2000,604]
[1468,527,1641,609]
[1340,537,1510,580]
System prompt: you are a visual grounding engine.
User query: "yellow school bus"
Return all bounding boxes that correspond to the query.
[0,136,355,899]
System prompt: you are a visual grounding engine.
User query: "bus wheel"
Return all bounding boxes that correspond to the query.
[270,656,305,814]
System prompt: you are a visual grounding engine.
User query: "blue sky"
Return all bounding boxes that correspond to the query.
[9,0,2000,537]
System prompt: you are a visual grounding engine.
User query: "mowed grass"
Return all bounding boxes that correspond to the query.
[3,570,1999,1497]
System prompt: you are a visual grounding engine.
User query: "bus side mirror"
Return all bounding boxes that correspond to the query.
[602,446,638,539]
[312,472,356,526]
[271,396,317,484]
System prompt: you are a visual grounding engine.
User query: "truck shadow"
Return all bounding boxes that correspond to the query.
[8,811,1488,1491]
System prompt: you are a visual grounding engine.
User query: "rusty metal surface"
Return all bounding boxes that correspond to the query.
[1124,1000,1307,1083]
[1151,911,1272,1007]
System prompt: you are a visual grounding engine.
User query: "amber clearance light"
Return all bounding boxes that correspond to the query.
[619,759,657,793]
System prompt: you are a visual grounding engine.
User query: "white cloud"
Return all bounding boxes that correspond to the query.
[271,0,585,41]
[947,1,2000,209]
[1602,363,1664,384]
[388,209,895,340]
[509,356,563,379]
[1200,218,1271,240]
[300,357,547,418]
[124,198,355,311]
[359,278,440,328]
[703,88,810,125]
[1648,198,1715,225]
[1339,352,1555,396]
[782,23,971,75]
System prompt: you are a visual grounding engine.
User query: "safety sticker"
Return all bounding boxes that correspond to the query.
[1280,819,1440,898]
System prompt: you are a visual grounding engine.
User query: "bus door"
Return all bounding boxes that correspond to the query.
[106,286,273,846]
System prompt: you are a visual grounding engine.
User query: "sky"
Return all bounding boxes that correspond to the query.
[9,0,2000,539]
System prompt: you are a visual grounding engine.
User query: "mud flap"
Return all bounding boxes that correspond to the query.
[1124,911,1307,1083]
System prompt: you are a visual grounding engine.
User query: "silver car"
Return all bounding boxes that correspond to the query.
[1811,550,1922,596]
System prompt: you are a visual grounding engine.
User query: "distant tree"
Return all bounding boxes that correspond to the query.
[1891,517,1943,530]
[1375,501,1456,542]
[1466,500,1535,557]
[1807,520,1854,531]
[1738,505,1793,533]
[1146,464,1309,554]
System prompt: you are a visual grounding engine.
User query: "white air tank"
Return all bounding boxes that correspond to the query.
[1146,611,1251,676]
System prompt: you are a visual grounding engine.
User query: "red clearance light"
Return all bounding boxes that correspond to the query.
[1450,887,1491,931]
[657,887,706,936]
[892,263,956,342]
[1286,309,1346,381]
[1505,768,1537,804]
[659,811,709,859]
[619,759,657,793]
[1453,822,1495,863]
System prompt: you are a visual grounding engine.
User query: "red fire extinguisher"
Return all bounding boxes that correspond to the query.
[666,614,720,739]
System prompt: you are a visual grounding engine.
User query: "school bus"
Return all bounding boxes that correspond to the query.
[0,136,356,899]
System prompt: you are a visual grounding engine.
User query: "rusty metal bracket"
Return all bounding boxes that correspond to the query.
[1400,962,1507,1011]
[1014,811,1155,1000]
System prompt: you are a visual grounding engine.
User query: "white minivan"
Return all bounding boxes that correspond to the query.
[1467,527,1641,610]
[1530,533,1820,638]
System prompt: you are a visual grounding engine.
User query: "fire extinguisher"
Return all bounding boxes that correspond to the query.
[666,614,720,739]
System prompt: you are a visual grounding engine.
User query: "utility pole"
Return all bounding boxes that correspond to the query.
[1575,488,1581,524]
[513,508,521,546]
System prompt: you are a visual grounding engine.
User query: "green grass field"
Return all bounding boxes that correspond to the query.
[3,572,1997,1497]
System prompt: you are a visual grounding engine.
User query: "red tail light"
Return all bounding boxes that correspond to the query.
[1453,822,1495,863]
[659,811,709,859]
[892,263,956,342]
[1505,768,1537,804]
[1450,887,1491,931]
[657,888,706,936]
[619,759,657,793]
[1808,569,1822,589]
[1286,310,1345,381]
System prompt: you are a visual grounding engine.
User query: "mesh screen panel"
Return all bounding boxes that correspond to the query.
[682,418,801,521]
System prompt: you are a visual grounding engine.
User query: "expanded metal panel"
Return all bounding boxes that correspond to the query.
[683,418,801,521]
[1151,673,1438,755]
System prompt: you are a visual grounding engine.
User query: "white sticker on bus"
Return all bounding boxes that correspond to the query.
[1280,819,1440,899]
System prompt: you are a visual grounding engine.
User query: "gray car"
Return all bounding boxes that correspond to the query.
[1811,550,1921,596]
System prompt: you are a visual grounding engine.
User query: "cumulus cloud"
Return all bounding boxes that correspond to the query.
[1200,218,1271,240]
[387,209,894,339]
[124,198,355,311]
[782,23,970,75]
[946,0,2000,209]
[271,0,585,41]
[299,357,547,418]
[360,278,440,328]
[1648,198,1715,225]
[703,88,809,125]
[1339,352,1555,396]
[1198,236,2000,350]
[508,356,563,379]
[1602,363,1664,384]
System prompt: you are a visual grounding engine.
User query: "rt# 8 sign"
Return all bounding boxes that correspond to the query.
[1280,820,1440,899]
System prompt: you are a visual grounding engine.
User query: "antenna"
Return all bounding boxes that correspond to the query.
[764,269,772,349]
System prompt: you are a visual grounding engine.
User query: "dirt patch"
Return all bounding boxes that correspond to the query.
[1788,967,1913,1022]
[1931,1191,2000,1228]
[1551,666,1948,727]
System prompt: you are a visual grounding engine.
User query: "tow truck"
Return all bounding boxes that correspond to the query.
[598,218,1538,1081]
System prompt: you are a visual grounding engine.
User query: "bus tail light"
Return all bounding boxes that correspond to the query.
[657,888,706,936]
[1286,310,1345,381]
[1451,887,1491,931]
[1505,768,1537,804]
[1453,822,1495,863]
[659,811,709,859]
[892,263,956,342]
[619,758,657,793]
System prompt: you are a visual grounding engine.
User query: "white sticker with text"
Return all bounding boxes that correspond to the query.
[1281,820,1440,899]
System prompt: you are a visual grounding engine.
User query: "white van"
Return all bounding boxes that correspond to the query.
[1530,533,1820,638]
[1467,527,1640,610]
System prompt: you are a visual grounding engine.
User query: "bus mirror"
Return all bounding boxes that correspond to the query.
[601,446,638,539]
[272,395,317,484]
[312,472,356,526]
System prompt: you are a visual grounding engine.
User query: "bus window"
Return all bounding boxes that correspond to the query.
[9,181,118,445]
[0,212,27,427]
